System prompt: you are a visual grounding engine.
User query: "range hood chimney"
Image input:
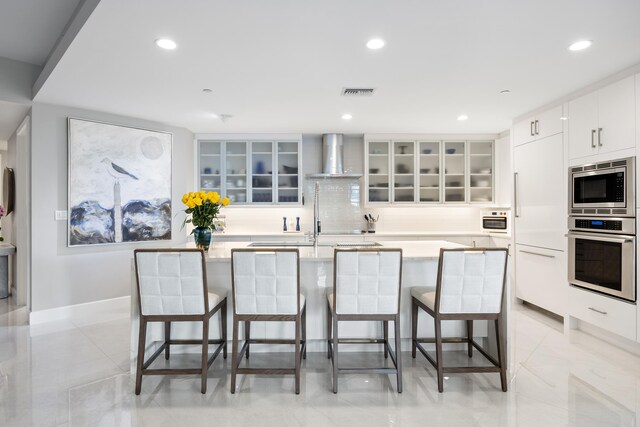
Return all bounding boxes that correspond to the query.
[306,134,362,178]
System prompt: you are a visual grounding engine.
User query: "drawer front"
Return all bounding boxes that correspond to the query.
[569,286,637,341]
[515,245,567,316]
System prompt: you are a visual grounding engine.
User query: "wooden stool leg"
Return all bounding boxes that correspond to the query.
[496,317,507,392]
[201,319,209,394]
[302,304,307,360]
[230,317,239,394]
[411,298,418,359]
[383,320,389,359]
[295,314,301,394]
[221,299,228,359]
[164,321,171,360]
[244,320,251,359]
[467,320,473,358]
[435,317,444,393]
[134,318,147,395]
[332,316,339,393]
[394,315,403,393]
[326,301,332,359]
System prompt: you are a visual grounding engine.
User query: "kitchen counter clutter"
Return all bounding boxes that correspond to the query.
[130,239,505,371]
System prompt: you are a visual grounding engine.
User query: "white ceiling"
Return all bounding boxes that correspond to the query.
[0,0,81,66]
[33,0,640,134]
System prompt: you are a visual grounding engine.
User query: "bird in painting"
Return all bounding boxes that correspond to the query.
[101,157,139,182]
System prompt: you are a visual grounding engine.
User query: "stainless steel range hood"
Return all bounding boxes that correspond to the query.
[306,134,362,179]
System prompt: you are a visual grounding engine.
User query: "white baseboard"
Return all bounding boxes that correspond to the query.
[29,296,130,326]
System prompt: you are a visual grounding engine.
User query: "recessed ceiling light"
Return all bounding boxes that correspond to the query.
[366,38,385,50]
[342,113,353,120]
[560,116,568,121]
[202,88,213,93]
[155,38,177,50]
[457,115,468,121]
[568,40,592,51]
[499,89,511,95]
[211,113,219,119]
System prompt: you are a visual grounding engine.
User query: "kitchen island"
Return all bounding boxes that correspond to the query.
[131,240,499,368]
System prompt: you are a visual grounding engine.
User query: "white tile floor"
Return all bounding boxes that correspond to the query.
[1,298,639,426]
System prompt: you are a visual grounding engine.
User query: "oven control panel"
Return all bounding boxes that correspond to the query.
[569,216,635,235]
[574,219,622,230]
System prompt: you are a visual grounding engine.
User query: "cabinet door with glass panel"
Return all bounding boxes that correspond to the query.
[418,141,441,202]
[250,141,274,203]
[393,141,415,202]
[366,141,391,203]
[443,141,466,202]
[198,141,222,194]
[276,141,300,204]
[468,141,494,203]
[225,141,249,203]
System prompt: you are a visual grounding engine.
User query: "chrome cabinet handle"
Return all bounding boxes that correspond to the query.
[591,129,596,148]
[568,232,634,244]
[530,121,535,137]
[514,172,520,217]
[588,307,607,315]
[598,128,603,147]
[519,249,555,258]
[535,120,539,135]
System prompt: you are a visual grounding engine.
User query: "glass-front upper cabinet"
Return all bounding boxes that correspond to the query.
[226,141,248,203]
[251,141,273,203]
[469,141,493,203]
[418,141,440,202]
[393,141,415,202]
[277,141,300,203]
[365,136,494,205]
[444,141,466,202]
[366,141,390,203]
[198,141,222,193]
[197,137,301,205]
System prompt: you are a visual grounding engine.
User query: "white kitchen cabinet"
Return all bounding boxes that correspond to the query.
[515,245,567,316]
[365,137,493,205]
[513,133,566,250]
[568,76,636,160]
[513,105,564,147]
[197,138,301,205]
[569,286,636,342]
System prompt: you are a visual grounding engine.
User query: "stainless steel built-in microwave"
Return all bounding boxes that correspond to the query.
[569,157,635,217]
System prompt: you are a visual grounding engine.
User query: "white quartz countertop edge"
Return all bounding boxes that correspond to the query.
[202,240,469,262]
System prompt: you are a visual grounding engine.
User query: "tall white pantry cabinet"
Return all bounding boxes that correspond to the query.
[513,105,568,316]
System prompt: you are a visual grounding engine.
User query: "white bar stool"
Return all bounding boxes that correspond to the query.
[327,248,403,393]
[133,249,227,395]
[411,247,509,392]
[230,248,306,394]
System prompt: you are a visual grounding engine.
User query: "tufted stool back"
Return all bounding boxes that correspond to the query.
[437,249,508,314]
[333,249,402,315]
[135,250,208,316]
[231,249,300,315]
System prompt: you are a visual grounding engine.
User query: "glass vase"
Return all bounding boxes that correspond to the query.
[193,226,212,251]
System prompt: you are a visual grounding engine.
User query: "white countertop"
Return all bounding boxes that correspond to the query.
[203,240,467,262]
[215,231,491,237]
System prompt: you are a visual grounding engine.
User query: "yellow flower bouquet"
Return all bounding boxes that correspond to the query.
[181,190,230,231]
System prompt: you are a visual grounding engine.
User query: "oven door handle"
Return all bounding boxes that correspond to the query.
[568,232,635,244]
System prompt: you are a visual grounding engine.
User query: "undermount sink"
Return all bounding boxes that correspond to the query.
[248,241,382,248]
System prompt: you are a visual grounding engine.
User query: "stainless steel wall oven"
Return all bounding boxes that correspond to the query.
[568,156,636,302]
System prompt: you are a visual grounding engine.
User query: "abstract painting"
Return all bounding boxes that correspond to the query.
[68,118,172,246]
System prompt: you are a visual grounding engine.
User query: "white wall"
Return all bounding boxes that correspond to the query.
[29,103,194,312]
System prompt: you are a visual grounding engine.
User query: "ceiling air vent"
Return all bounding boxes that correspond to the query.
[341,88,375,96]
